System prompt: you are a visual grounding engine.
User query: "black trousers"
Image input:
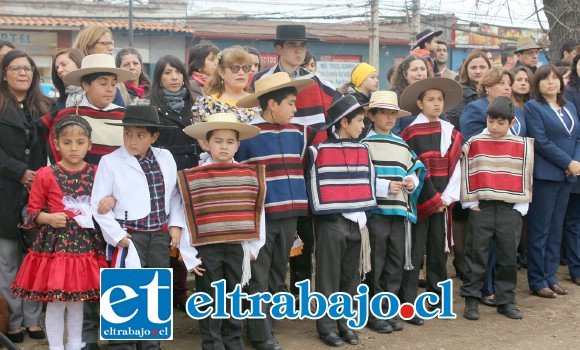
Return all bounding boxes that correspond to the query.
[196,243,244,350]
[399,211,447,304]
[246,217,297,342]
[315,215,361,334]
[366,215,405,298]
[289,215,315,295]
[460,201,521,305]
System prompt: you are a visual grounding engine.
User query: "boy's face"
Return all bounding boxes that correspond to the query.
[207,129,240,164]
[340,113,365,139]
[123,126,159,158]
[487,116,515,139]
[269,94,297,125]
[425,36,439,54]
[417,89,444,119]
[369,109,398,135]
[276,41,307,68]
[82,75,117,110]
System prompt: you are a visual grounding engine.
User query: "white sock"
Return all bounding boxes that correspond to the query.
[65,302,84,350]
[46,301,66,350]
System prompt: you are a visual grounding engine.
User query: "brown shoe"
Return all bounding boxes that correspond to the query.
[531,288,557,298]
[549,284,568,295]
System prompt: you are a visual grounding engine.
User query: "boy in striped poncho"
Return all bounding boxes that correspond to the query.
[361,91,427,334]
[306,95,379,347]
[398,78,465,326]
[235,72,323,350]
[460,97,532,321]
[180,112,266,349]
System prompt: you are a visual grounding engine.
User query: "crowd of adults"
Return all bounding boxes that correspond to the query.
[0,24,580,350]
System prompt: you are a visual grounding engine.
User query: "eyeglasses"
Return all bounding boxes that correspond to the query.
[226,64,251,73]
[4,65,34,73]
[96,40,115,47]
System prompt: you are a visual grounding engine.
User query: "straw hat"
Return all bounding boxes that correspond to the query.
[399,77,463,116]
[367,91,411,118]
[514,37,543,53]
[183,113,260,140]
[105,105,177,128]
[63,54,133,86]
[321,95,367,131]
[236,72,313,108]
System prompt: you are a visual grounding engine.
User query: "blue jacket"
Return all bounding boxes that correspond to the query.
[565,83,580,117]
[460,97,527,141]
[524,99,580,182]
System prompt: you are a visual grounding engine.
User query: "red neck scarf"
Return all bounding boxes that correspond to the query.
[124,82,145,98]
[191,71,208,87]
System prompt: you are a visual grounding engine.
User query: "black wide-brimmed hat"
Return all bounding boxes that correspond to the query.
[264,25,320,42]
[412,29,443,49]
[105,105,177,128]
[321,95,368,131]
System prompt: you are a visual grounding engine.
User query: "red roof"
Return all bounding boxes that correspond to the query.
[0,16,195,33]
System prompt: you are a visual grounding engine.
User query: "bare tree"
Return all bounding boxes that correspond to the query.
[537,0,580,61]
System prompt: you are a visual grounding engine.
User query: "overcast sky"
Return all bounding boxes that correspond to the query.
[188,0,549,29]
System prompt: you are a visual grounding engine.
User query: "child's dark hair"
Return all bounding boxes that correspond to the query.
[80,72,117,86]
[205,129,240,141]
[334,107,365,130]
[486,96,515,122]
[257,86,297,111]
[144,126,160,136]
[54,115,92,139]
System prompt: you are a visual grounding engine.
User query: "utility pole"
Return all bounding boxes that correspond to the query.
[369,0,380,70]
[129,0,134,47]
[411,0,420,49]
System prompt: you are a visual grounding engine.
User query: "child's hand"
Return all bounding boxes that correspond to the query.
[168,227,181,249]
[49,212,67,228]
[471,206,481,212]
[438,200,449,212]
[390,181,404,193]
[97,196,116,215]
[192,265,205,276]
[403,177,415,190]
[117,233,132,248]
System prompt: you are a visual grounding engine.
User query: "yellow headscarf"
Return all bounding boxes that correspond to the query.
[351,63,377,88]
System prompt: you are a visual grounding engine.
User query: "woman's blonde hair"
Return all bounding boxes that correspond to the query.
[204,46,251,97]
[477,67,514,97]
[73,25,113,56]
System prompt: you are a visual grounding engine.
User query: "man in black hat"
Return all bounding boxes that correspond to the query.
[250,25,342,336]
[410,29,443,77]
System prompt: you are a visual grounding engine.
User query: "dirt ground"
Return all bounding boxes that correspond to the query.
[17,259,580,350]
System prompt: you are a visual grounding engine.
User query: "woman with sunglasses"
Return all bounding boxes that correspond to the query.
[0,49,53,344]
[192,46,259,124]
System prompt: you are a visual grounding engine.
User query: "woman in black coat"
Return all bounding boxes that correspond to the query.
[0,49,53,343]
[148,55,200,310]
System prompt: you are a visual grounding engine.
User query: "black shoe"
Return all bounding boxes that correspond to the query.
[464,297,480,320]
[81,343,101,350]
[319,332,345,347]
[481,297,496,307]
[174,301,187,312]
[418,279,427,288]
[406,315,424,326]
[497,302,523,319]
[573,277,580,286]
[366,319,392,333]
[339,330,359,345]
[386,317,404,331]
[6,332,24,344]
[252,339,282,350]
[26,326,45,340]
[427,302,441,312]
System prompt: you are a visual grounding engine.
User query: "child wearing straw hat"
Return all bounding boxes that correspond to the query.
[235,72,321,350]
[42,54,133,165]
[361,91,427,333]
[179,113,265,349]
[397,77,465,326]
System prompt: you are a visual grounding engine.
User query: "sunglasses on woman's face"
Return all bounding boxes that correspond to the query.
[227,64,251,73]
